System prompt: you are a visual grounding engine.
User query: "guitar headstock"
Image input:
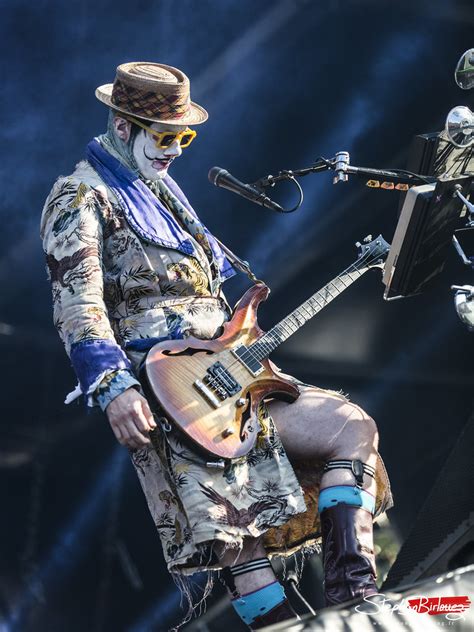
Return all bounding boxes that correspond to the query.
[355,234,391,269]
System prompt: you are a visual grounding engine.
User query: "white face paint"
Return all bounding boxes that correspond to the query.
[132,122,186,180]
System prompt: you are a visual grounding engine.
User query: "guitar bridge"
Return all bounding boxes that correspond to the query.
[193,379,221,408]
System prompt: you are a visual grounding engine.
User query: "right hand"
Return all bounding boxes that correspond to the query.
[106,387,157,450]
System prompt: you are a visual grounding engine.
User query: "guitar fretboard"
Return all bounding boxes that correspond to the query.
[248,263,365,361]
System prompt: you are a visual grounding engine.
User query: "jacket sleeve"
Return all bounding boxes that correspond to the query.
[41,176,139,403]
[92,368,141,411]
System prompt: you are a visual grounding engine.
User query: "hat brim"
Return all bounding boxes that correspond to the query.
[95,83,208,126]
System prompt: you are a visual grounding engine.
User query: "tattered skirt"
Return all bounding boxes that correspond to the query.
[129,382,393,575]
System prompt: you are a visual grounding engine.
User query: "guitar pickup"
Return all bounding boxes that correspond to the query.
[232,345,264,377]
[207,362,241,396]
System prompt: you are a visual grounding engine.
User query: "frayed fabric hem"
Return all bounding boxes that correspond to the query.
[166,537,321,630]
[168,570,214,631]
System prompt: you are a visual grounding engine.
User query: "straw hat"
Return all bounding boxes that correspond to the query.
[95,61,208,126]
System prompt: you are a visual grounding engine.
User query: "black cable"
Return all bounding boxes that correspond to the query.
[382,168,434,184]
[285,572,316,616]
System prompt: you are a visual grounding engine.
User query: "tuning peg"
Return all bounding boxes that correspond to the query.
[363,235,373,243]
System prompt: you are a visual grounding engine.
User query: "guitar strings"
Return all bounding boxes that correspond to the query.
[196,247,381,399]
[253,270,359,355]
[198,249,377,397]
[240,246,380,364]
[201,255,372,398]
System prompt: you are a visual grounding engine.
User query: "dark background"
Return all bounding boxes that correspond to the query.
[0,0,473,630]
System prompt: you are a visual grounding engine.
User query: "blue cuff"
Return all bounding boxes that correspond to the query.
[124,330,183,352]
[125,335,171,352]
[70,338,132,394]
[94,369,141,411]
[318,485,376,514]
[231,582,286,625]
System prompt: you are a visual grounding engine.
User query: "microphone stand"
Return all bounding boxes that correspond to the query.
[450,184,474,331]
[252,149,474,330]
[252,152,434,213]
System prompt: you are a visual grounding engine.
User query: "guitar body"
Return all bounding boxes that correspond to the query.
[145,234,390,458]
[145,284,300,459]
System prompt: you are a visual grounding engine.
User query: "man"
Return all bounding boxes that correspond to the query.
[41,62,392,630]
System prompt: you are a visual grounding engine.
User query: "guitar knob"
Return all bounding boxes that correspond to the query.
[221,427,235,438]
[236,398,247,407]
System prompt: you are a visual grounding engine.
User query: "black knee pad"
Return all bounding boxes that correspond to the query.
[323,459,375,488]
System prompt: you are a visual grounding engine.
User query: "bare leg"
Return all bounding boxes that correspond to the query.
[218,537,276,594]
[217,537,298,628]
[267,386,379,494]
[217,384,379,588]
[268,385,380,605]
[217,386,380,616]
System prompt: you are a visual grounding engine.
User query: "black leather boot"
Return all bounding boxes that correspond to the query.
[320,504,378,606]
[250,598,299,630]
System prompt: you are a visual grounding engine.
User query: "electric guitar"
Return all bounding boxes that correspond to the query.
[145,235,390,459]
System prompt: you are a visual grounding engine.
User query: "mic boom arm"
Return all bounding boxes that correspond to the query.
[209,153,432,215]
[253,152,433,189]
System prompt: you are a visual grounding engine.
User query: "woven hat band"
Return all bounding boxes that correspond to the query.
[111,78,191,121]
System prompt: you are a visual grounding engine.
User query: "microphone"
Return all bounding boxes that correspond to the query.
[208,166,284,212]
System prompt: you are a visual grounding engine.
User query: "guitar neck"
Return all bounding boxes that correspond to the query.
[249,262,367,360]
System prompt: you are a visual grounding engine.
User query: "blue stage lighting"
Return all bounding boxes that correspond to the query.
[6,446,128,631]
[127,575,207,632]
[245,29,433,284]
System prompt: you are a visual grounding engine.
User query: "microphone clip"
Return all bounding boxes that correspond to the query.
[251,170,303,213]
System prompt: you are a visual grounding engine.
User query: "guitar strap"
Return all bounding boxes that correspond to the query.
[213,235,264,285]
[152,182,263,289]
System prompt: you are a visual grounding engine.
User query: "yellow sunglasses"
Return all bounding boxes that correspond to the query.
[125,115,197,149]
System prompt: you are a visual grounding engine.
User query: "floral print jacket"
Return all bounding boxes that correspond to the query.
[41,154,232,406]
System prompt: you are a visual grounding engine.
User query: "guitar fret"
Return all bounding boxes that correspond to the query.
[332,278,348,290]
[269,330,283,345]
[246,240,387,360]
[309,297,324,310]
[299,304,313,319]
[314,295,327,308]
[282,320,297,334]
[289,313,303,327]
[346,268,361,282]
[274,324,290,338]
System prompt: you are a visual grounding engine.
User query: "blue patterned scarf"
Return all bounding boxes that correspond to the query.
[86,138,235,281]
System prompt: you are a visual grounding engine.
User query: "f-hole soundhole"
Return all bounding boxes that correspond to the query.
[162,348,213,357]
[239,394,252,442]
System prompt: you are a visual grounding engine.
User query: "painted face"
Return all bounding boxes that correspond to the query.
[132,122,186,180]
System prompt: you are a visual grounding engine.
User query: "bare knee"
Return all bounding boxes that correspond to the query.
[350,405,378,445]
[329,403,379,459]
[269,387,379,462]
